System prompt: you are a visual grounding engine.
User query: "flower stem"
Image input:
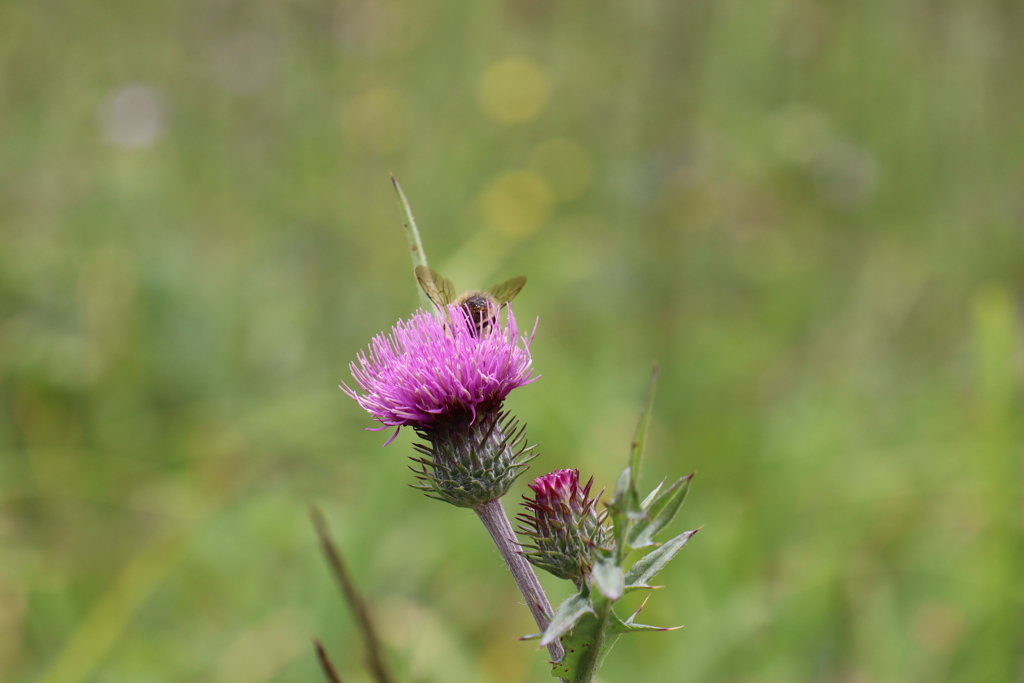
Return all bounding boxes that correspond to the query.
[572,601,612,683]
[475,498,566,664]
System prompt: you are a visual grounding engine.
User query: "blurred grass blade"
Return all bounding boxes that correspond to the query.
[628,365,660,507]
[391,174,435,310]
[311,507,396,683]
[37,529,191,683]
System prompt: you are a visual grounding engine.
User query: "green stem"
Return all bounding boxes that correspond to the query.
[572,600,612,683]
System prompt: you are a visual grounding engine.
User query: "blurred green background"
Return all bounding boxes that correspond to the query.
[2,1,1022,681]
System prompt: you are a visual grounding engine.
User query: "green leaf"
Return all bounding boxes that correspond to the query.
[607,598,684,634]
[624,528,699,590]
[608,612,683,634]
[626,474,693,549]
[590,558,624,602]
[610,466,631,509]
[608,467,632,563]
[540,594,595,648]
[638,478,666,510]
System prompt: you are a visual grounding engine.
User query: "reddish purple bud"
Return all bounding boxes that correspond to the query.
[518,469,612,585]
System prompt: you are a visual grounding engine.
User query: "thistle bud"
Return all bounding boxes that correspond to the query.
[517,469,612,586]
[344,304,538,508]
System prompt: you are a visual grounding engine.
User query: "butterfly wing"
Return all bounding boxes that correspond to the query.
[487,275,527,306]
[415,265,456,308]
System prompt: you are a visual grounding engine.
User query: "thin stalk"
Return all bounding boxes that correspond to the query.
[391,174,435,311]
[311,507,396,683]
[475,498,565,664]
[313,639,345,683]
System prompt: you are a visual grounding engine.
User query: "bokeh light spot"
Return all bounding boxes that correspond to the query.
[342,87,413,154]
[528,138,594,202]
[479,171,554,237]
[478,58,551,125]
[98,84,166,149]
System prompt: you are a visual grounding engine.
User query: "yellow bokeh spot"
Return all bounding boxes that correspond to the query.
[341,87,412,154]
[527,138,594,201]
[478,58,551,125]
[479,171,554,238]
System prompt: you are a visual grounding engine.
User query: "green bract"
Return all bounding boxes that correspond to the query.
[518,468,613,585]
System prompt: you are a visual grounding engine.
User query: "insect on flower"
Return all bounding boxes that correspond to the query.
[415,265,526,336]
[344,304,538,505]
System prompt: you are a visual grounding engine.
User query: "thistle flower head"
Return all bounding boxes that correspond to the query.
[345,303,539,508]
[518,468,612,585]
[344,304,536,436]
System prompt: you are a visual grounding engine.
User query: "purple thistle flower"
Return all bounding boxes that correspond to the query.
[345,303,539,508]
[344,304,537,437]
[517,469,612,586]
